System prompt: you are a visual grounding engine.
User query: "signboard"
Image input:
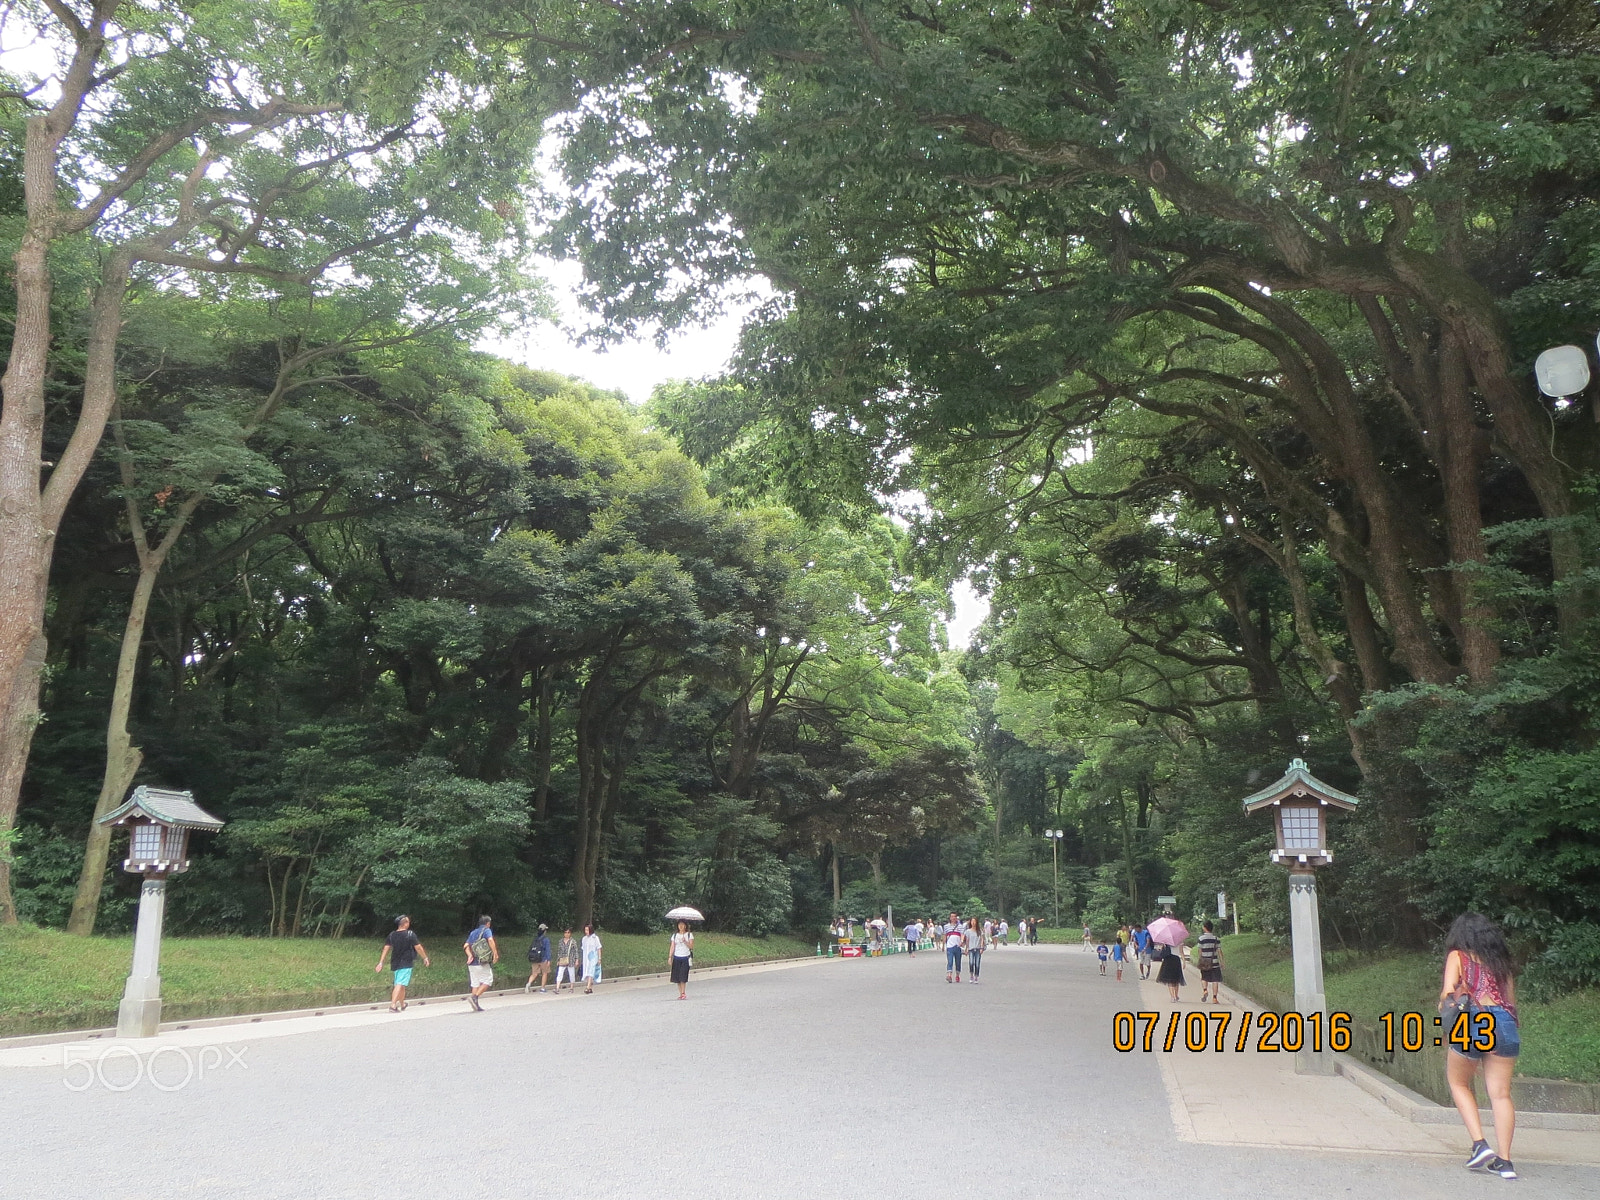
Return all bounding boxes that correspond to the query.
[839,945,863,958]
[1218,891,1228,919]
[1156,895,1177,907]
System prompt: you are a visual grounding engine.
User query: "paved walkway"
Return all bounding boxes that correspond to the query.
[1140,972,1600,1165]
[3,944,1595,1199]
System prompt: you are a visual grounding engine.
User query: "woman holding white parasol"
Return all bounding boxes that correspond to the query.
[667,906,703,999]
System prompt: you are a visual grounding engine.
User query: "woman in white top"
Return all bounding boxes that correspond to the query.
[581,924,603,994]
[669,919,694,999]
[964,918,984,982]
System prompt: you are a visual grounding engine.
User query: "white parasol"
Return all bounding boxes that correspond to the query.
[665,906,705,922]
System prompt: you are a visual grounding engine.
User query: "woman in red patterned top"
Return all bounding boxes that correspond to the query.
[1439,912,1520,1180]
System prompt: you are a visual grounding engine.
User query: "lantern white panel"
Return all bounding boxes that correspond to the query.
[131,824,163,861]
[1280,806,1322,850]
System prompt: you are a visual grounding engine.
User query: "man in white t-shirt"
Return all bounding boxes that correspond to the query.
[998,919,1009,946]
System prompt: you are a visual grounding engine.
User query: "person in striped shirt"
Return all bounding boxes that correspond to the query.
[1196,921,1223,1003]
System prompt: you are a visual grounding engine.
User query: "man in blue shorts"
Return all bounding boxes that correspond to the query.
[376,915,430,1012]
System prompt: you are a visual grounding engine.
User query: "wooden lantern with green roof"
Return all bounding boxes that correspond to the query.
[100,786,225,877]
[1239,757,1359,869]
[1241,758,1359,1077]
[98,786,224,1037]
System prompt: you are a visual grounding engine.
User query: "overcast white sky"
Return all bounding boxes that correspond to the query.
[482,258,746,403]
[485,258,991,648]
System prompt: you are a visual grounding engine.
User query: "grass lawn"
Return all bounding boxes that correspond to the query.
[1029,924,1079,944]
[0,924,814,1037]
[1220,933,1600,1086]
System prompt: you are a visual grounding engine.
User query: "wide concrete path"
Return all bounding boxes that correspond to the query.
[3,944,1593,1199]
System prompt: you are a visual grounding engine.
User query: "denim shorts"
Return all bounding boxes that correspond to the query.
[1459,1005,1520,1059]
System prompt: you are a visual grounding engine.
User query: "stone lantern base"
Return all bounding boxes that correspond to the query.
[1288,870,1334,1075]
[116,877,167,1038]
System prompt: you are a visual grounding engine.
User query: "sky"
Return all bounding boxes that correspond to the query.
[484,258,992,649]
[482,258,746,404]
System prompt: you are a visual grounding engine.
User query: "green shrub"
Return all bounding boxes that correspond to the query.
[1523,921,1600,999]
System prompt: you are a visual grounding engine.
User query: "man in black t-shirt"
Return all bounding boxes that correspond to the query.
[375,915,431,1012]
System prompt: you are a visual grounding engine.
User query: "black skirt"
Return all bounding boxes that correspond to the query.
[670,955,691,984]
[1156,953,1185,986]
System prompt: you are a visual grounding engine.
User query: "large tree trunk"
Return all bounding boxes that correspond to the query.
[0,120,59,924]
[67,433,208,934]
[570,680,602,931]
[572,726,632,931]
[1434,335,1499,684]
[0,139,127,922]
[1338,567,1391,695]
[65,569,157,933]
[532,665,553,820]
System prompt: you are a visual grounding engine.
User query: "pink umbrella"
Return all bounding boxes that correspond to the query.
[1147,916,1189,947]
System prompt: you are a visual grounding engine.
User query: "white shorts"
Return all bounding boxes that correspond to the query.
[468,964,494,988]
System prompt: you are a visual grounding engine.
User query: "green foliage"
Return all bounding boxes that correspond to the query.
[1525,923,1600,999]
[838,878,927,920]
[10,829,119,929]
[22,317,982,941]
[516,0,1600,995]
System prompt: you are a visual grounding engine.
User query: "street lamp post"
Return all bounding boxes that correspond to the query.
[1241,759,1358,1076]
[1043,829,1064,926]
[98,786,225,1038]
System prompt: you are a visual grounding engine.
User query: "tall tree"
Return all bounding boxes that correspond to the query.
[0,0,538,920]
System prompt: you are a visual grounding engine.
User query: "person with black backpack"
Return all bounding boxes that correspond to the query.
[525,923,551,993]
[464,915,499,1012]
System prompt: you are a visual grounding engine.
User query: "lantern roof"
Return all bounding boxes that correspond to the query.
[98,786,224,831]
[1240,759,1359,814]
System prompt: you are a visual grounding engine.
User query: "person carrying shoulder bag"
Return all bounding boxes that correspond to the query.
[1440,912,1521,1180]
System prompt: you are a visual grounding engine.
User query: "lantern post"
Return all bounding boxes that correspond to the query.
[1241,759,1358,1075]
[98,787,225,1038]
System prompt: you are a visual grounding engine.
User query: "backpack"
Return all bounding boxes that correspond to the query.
[471,930,494,964]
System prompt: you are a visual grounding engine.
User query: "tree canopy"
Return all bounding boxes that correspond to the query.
[5,1,1600,995]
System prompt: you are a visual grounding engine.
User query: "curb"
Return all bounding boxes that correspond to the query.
[0,953,827,1051]
[1338,1056,1600,1132]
